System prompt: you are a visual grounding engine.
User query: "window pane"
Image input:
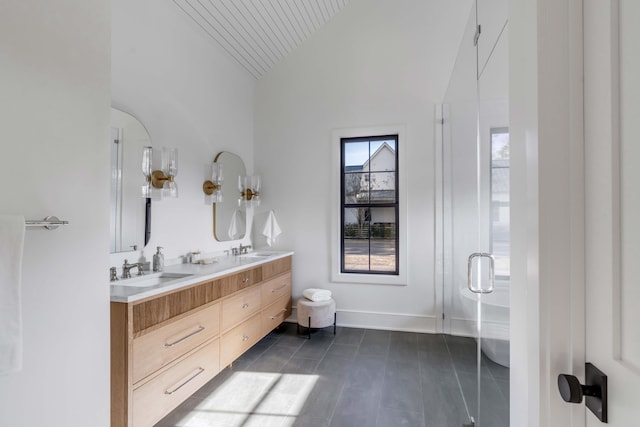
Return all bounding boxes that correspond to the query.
[367,172,396,203]
[342,207,397,273]
[370,207,396,272]
[343,207,369,238]
[491,168,510,277]
[370,139,396,159]
[344,172,370,204]
[490,128,510,278]
[491,131,509,163]
[343,207,370,271]
[368,141,396,172]
[344,173,363,204]
[344,141,370,171]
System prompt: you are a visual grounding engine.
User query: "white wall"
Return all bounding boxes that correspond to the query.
[509,0,585,425]
[111,0,256,267]
[0,1,111,426]
[255,0,472,331]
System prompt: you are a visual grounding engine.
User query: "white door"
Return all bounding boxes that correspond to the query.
[584,0,640,425]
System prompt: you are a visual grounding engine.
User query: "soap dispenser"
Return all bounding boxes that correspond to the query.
[153,246,164,272]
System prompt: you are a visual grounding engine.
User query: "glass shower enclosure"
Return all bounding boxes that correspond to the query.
[439,0,509,425]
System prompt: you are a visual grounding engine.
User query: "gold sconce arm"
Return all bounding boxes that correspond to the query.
[241,189,259,200]
[202,180,222,195]
[151,170,175,189]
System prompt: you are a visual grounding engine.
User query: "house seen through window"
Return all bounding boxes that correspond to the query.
[341,135,399,275]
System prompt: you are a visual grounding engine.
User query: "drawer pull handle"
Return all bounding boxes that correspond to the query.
[270,308,287,320]
[242,335,250,341]
[242,276,249,283]
[271,284,287,293]
[164,326,205,347]
[164,367,205,395]
[242,303,249,309]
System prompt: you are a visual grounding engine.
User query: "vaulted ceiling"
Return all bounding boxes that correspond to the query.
[173,0,351,79]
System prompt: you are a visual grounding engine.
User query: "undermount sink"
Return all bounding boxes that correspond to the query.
[113,272,194,288]
[242,252,272,258]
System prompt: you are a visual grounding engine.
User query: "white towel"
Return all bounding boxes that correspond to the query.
[303,288,332,302]
[227,210,241,240]
[0,215,25,374]
[262,210,282,247]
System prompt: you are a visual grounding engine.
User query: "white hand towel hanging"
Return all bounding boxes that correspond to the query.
[0,215,25,374]
[262,210,282,247]
[227,210,239,240]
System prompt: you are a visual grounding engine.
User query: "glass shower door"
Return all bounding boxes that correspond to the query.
[441,0,509,425]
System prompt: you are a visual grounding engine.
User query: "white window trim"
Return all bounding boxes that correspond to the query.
[330,124,408,286]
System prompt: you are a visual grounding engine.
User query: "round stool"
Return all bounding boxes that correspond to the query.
[296,297,336,339]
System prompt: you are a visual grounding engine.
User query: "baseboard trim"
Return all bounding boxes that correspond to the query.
[285,306,438,333]
[450,317,510,340]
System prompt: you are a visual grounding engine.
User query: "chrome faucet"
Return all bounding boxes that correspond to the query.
[110,267,119,282]
[121,260,144,279]
[230,244,252,256]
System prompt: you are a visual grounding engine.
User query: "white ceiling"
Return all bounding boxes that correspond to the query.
[173,0,351,79]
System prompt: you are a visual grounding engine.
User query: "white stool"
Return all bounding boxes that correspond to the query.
[296,297,336,339]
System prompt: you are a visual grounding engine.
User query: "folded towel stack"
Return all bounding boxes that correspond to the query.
[303,288,332,302]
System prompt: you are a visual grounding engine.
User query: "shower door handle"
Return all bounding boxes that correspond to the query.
[467,253,495,294]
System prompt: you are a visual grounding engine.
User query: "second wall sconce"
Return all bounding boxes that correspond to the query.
[141,146,179,199]
[202,162,224,203]
[238,175,261,208]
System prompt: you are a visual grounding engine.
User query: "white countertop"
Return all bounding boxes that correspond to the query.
[110,251,294,303]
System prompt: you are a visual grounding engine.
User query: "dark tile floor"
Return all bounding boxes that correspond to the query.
[155,323,509,427]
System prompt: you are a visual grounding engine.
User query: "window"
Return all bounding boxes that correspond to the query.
[341,135,399,275]
[490,128,510,278]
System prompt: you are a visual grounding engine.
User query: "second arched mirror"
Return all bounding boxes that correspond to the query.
[213,151,246,241]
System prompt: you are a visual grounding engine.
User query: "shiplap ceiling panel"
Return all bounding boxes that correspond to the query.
[174,0,350,79]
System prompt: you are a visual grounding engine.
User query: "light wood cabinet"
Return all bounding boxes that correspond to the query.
[132,302,220,383]
[220,312,262,367]
[111,255,292,427]
[132,339,220,427]
[261,272,292,307]
[221,285,262,332]
[260,293,292,337]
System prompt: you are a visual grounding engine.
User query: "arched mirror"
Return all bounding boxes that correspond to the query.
[110,107,151,253]
[214,151,246,241]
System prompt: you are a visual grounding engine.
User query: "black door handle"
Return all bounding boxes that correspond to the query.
[557,363,608,423]
[558,373,600,403]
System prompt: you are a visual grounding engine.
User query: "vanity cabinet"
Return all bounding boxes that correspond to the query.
[221,285,262,332]
[132,302,220,384]
[260,273,292,336]
[111,255,292,427]
[220,312,262,367]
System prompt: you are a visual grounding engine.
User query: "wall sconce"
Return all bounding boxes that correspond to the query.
[202,162,224,203]
[141,147,179,198]
[238,175,261,208]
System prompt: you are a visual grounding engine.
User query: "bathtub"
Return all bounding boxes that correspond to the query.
[459,283,510,367]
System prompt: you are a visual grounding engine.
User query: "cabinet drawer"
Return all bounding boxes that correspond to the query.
[133,302,220,384]
[221,286,261,332]
[133,338,219,427]
[261,293,291,337]
[261,272,291,308]
[220,313,261,367]
[262,256,292,280]
[220,267,262,297]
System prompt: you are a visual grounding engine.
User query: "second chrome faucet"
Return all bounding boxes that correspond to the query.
[121,259,144,279]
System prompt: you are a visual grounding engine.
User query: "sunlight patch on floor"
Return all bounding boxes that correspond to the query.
[170,371,319,427]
